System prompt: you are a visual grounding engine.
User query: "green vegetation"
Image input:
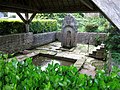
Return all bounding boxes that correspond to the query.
[105,27,120,64]
[0,19,57,35]
[30,20,57,34]
[0,13,111,34]
[35,13,110,32]
[0,19,25,35]
[0,53,120,90]
[85,17,110,33]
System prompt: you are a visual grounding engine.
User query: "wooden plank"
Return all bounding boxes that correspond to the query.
[92,0,120,30]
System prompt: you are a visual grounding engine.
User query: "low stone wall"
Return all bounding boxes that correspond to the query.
[0,33,33,53]
[56,32,107,45]
[32,32,56,47]
[0,31,106,53]
[0,32,56,53]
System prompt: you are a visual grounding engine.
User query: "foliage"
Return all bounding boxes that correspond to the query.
[105,27,120,64]
[0,19,25,35]
[0,14,111,34]
[85,24,98,32]
[105,28,120,53]
[84,17,110,33]
[30,19,57,34]
[0,19,57,35]
[112,53,120,65]
[94,35,102,46]
[35,13,83,19]
[0,54,120,90]
[35,13,84,31]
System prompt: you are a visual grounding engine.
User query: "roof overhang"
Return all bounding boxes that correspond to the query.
[0,0,99,13]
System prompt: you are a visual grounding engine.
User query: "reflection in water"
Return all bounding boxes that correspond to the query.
[32,55,74,71]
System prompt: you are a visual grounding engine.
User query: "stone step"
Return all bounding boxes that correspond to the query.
[93,51,97,55]
[89,44,105,60]
[96,48,104,51]
[89,45,101,54]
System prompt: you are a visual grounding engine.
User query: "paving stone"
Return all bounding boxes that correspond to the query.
[56,53,81,60]
[80,69,96,78]
[9,42,105,74]
[83,64,96,71]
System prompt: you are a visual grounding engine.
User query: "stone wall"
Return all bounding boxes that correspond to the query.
[0,32,56,53]
[32,32,56,47]
[56,32,107,45]
[0,31,106,53]
[0,33,33,53]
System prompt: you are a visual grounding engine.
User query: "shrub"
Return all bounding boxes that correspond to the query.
[30,19,57,33]
[85,24,98,32]
[0,53,120,90]
[0,19,25,35]
[0,19,58,35]
[94,36,102,46]
[105,30,120,53]
[112,53,120,65]
[105,27,120,64]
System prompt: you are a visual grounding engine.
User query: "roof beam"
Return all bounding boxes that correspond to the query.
[16,12,26,23]
[28,13,37,23]
[80,0,93,10]
[0,0,99,13]
[0,2,39,12]
[16,12,36,32]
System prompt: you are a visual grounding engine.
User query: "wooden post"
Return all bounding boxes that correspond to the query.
[16,12,36,33]
[107,51,112,75]
[25,13,29,33]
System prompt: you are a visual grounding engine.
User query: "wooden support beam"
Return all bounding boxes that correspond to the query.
[16,12,36,33]
[80,0,93,10]
[16,12,26,23]
[28,13,37,24]
[25,13,29,33]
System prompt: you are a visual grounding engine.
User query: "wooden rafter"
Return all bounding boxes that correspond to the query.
[16,12,26,23]
[80,0,93,10]
[33,0,41,10]
[28,13,37,23]
[41,0,46,9]
[16,12,36,32]
[0,0,99,13]
[0,2,39,12]
[50,0,55,9]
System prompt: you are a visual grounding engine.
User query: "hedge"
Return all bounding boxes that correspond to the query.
[0,19,25,35]
[30,19,57,33]
[0,19,57,35]
[85,24,98,32]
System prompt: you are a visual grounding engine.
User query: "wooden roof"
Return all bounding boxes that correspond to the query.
[92,0,120,30]
[0,0,120,30]
[0,0,99,13]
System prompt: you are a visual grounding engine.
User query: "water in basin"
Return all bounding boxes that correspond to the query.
[32,55,75,70]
